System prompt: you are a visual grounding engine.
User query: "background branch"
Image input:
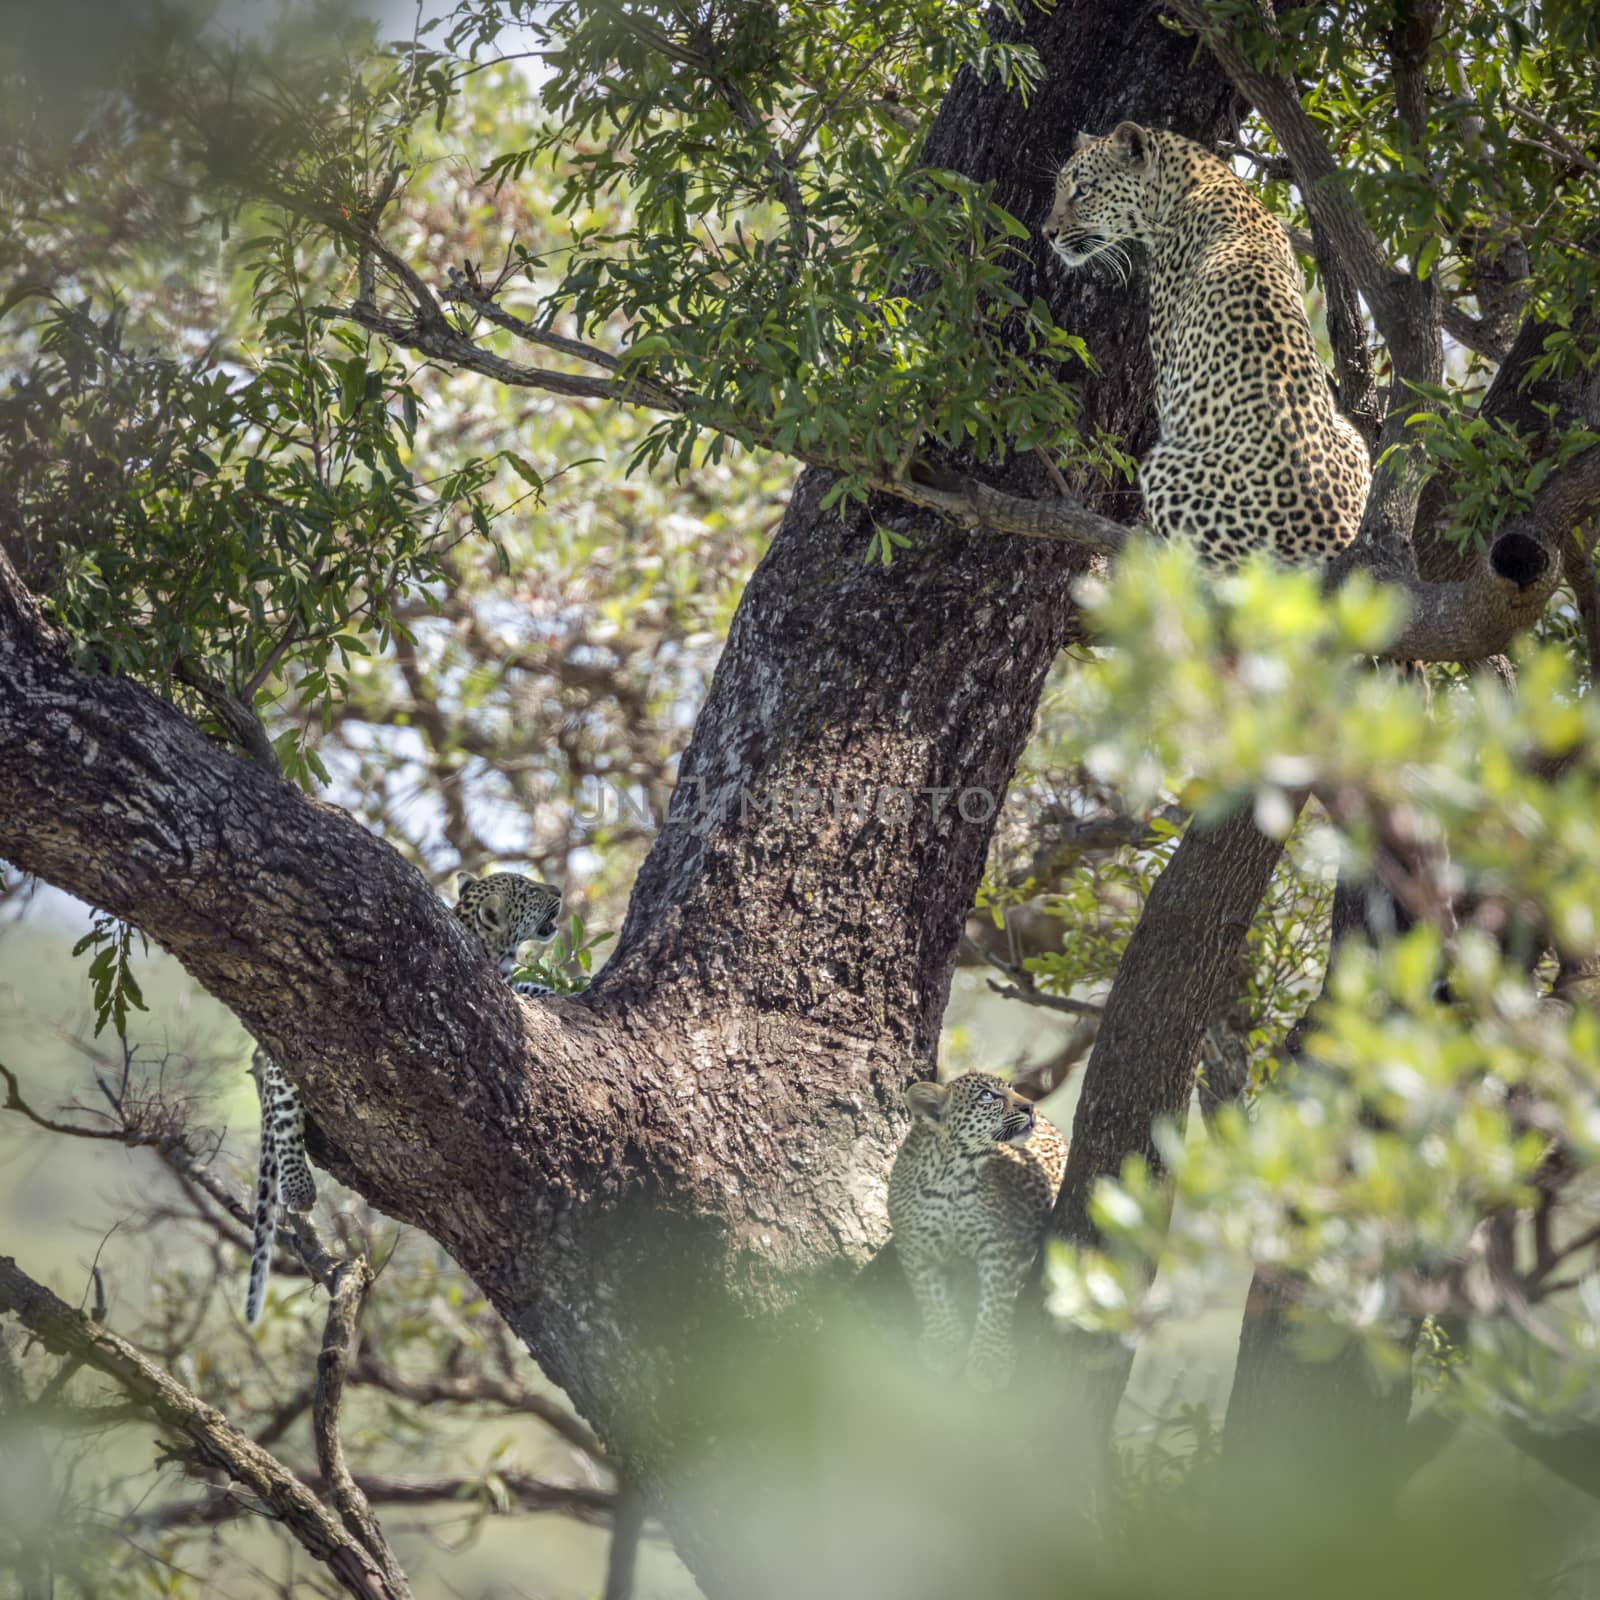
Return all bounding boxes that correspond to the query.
[313,1259,409,1598]
[0,1256,408,1600]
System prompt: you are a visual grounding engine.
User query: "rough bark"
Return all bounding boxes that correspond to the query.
[0,4,1241,1590]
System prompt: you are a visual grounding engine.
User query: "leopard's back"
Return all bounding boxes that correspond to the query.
[1043,122,1371,566]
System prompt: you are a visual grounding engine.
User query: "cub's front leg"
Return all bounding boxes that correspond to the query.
[966,1246,1033,1391]
[899,1249,967,1376]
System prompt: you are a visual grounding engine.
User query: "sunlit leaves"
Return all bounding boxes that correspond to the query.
[438,0,1092,496]
[511,912,615,996]
[1066,542,1408,816]
[3,286,509,772]
[1403,381,1599,546]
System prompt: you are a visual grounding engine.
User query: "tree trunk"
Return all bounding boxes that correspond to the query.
[0,7,1242,1591]
[1038,806,1291,1440]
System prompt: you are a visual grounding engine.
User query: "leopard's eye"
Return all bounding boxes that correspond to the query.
[978,1089,997,1103]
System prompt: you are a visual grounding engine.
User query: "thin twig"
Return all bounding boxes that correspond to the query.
[962,938,1105,1017]
[350,1350,605,1462]
[313,1259,410,1598]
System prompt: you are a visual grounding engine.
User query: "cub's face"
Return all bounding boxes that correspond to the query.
[455,871,562,975]
[1041,121,1159,267]
[905,1071,1037,1156]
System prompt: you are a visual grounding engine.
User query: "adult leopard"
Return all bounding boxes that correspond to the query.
[1042,121,1371,565]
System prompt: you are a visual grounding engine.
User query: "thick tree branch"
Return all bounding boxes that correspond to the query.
[1562,522,1600,684]
[1307,213,1381,447]
[603,1479,648,1600]
[0,1256,406,1600]
[1388,0,1441,151]
[1357,442,1600,658]
[1440,301,1514,363]
[873,468,1128,551]
[1044,805,1295,1434]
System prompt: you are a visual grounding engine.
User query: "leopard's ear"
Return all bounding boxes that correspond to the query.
[1074,129,1094,152]
[455,871,479,894]
[1109,120,1153,171]
[905,1081,950,1123]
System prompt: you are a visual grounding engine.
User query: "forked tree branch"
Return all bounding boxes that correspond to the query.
[0,1256,408,1600]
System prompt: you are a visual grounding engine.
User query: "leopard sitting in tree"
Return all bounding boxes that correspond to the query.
[887,1071,1068,1389]
[243,870,563,1324]
[1042,121,1371,566]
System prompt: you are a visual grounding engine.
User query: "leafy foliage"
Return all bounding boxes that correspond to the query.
[2,287,521,784]
[437,0,1095,500]
[513,912,615,995]
[69,912,148,1039]
[1047,543,1600,1442]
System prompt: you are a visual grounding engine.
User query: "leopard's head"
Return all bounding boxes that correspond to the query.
[904,1071,1037,1156]
[454,871,563,977]
[1041,121,1164,268]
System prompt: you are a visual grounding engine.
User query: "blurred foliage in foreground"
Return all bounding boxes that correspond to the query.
[1045,544,1600,1471]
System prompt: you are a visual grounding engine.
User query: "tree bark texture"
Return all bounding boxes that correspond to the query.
[0,6,1243,1591]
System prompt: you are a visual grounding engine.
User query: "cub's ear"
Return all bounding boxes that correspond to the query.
[1074,128,1094,152]
[1109,120,1152,170]
[905,1081,950,1123]
[456,871,479,893]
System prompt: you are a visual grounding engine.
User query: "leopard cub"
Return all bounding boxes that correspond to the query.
[454,870,563,996]
[887,1071,1068,1389]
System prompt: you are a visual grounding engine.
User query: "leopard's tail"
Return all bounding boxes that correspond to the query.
[245,1136,280,1326]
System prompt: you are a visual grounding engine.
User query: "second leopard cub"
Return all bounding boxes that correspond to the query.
[887,1071,1068,1389]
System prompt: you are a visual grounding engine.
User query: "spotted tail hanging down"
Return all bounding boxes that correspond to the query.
[244,1048,317,1325]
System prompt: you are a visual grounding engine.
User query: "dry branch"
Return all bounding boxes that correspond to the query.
[350,1350,605,1462]
[313,1259,409,1598]
[0,1256,407,1600]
